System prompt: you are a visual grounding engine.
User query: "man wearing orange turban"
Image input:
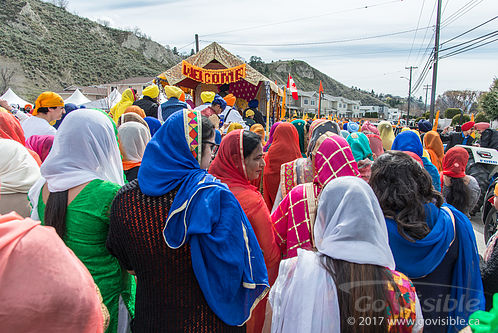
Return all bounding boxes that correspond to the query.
[22,91,64,139]
[220,94,247,129]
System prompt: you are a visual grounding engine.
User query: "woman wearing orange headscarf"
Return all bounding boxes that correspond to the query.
[124,105,146,118]
[424,130,445,172]
[0,112,42,166]
[250,123,266,146]
[263,122,302,210]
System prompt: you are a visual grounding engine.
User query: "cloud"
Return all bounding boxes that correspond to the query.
[67,0,498,96]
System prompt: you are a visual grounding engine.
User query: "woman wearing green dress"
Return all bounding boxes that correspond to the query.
[28,109,135,333]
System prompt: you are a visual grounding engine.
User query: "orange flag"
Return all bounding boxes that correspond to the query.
[432,110,440,131]
[281,87,286,119]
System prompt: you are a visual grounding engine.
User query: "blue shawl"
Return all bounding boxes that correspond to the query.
[138,110,269,326]
[392,131,442,191]
[386,203,485,331]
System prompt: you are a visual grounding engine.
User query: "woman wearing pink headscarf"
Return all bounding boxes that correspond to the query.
[25,135,54,162]
[0,212,106,332]
[361,121,380,135]
[272,134,360,258]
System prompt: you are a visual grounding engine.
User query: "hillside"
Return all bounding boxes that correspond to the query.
[0,0,182,100]
[249,59,387,106]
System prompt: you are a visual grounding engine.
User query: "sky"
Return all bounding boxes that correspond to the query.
[66,0,498,98]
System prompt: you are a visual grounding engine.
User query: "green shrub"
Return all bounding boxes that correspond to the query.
[451,114,470,125]
[445,108,461,119]
[475,112,489,123]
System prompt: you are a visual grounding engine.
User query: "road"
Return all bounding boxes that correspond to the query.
[471,212,487,255]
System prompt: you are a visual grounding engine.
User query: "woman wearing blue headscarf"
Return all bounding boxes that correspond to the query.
[370,151,484,333]
[107,109,269,332]
[391,130,442,191]
[143,116,161,136]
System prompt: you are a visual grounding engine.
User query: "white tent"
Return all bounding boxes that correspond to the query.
[0,88,30,107]
[64,89,91,105]
[82,89,122,110]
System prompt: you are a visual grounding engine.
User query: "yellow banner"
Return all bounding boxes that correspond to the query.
[182,61,246,84]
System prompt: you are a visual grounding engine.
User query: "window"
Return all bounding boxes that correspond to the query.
[304,99,309,105]
[311,100,315,106]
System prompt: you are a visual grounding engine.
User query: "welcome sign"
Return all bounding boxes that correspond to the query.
[182,61,246,84]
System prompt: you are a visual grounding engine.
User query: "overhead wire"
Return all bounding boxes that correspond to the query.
[440,35,498,59]
[406,0,427,65]
[441,15,498,45]
[199,0,404,38]
[201,25,435,47]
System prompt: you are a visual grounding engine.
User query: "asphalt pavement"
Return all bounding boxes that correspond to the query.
[471,212,487,255]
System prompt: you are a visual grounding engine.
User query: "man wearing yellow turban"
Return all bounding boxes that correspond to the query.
[21,91,64,139]
[133,85,159,118]
[159,86,187,122]
[194,91,215,111]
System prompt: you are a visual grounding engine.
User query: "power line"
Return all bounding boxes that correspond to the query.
[440,36,498,59]
[406,0,427,65]
[199,0,404,38]
[441,0,485,28]
[440,30,498,52]
[201,25,435,48]
[441,16,498,45]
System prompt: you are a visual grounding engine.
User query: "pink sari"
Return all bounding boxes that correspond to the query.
[271,134,360,258]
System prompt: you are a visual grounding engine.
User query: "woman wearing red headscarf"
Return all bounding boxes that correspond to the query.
[263,123,302,210]
[442,147,481,217]
[209,129,280,333]
[0,112,42,166]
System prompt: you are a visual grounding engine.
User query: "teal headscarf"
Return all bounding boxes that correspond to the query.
[346,132,373,162]
[291,119,307,158]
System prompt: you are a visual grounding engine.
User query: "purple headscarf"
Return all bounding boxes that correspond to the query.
[263,121,282,152]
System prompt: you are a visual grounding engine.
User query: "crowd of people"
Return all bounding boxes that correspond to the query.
[1,85,498,333]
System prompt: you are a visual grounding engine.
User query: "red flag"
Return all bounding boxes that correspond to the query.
[287,74,298,100]
[318,80,324,94]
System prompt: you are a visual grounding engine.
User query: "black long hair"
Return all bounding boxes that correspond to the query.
[242,131,261,158]
[321,257,403,333]
[370,151,443,241]
[201,115,215,151]
[44,190,69,239]
[445,177,470,212]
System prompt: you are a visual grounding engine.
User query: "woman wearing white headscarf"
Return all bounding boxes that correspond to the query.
[268,177,423,333]
[118,122,151,182]
[0,139,41,217]
[28,109,135,333]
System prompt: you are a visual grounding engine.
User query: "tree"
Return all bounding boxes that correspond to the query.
[51,0,69,10]
[172,47,178,55]
[480,78,498,120]
[0,66,15,95]
[190,48,195,56]
[436,90,481,112]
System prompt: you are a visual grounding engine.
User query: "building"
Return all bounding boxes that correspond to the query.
[359,105,390,119]
[386,108,402,122]
[284,90,361,118]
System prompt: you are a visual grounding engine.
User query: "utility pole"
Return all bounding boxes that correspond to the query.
[195,34,199,53]
[405,66,418,126]
[423,84,431,113]
[429,0,443,124]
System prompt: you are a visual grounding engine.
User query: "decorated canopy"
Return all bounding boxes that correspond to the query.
[64,89,91,105]
[156,42,281,103]
[0,88,30,107]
